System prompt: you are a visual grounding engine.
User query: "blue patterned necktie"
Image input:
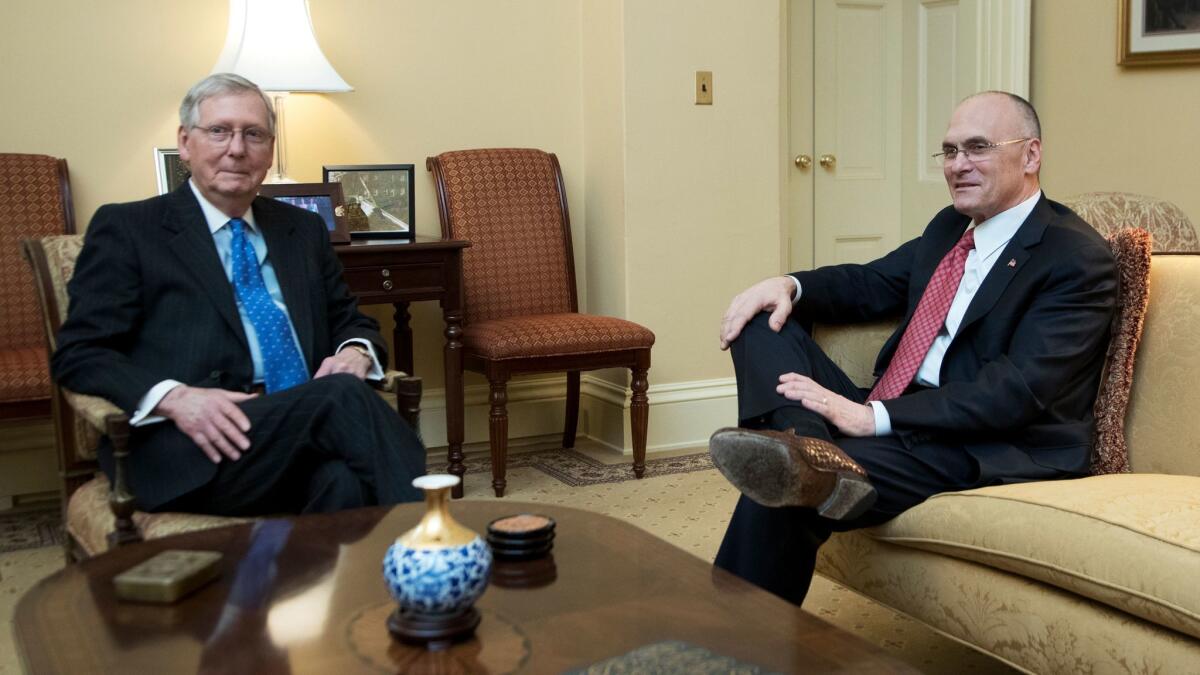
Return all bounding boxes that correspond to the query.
[228,218,308,393]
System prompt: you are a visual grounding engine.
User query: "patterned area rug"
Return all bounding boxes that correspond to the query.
[0,507,63,553]
[458,448,713,487]
[0,451,714,554]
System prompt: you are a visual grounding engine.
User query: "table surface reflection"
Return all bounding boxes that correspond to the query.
[16,501,915,674]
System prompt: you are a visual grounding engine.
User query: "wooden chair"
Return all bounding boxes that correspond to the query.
[428,148,655,497]
[0,154,74,424]
[22,234,423,560]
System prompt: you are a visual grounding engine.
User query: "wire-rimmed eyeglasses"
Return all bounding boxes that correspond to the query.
[191,125,274,147]
[933,138,1031,163]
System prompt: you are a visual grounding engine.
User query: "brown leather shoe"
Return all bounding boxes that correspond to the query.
[709,427,877,520]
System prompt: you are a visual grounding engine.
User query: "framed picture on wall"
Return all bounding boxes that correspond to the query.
[322,164,414,239]
[258,182,351,244]
[1119,0,1200,66]
[154,148,189,195]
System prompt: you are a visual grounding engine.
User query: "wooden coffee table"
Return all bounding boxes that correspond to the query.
[16,502,917,673]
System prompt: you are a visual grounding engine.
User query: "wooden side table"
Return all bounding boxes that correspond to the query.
[335,236,470,494]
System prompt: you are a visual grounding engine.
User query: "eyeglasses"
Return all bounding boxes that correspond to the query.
[191,125,274,147]
[933,138,1031,163]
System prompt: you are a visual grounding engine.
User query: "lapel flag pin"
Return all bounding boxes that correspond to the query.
[1007,259,1017,268]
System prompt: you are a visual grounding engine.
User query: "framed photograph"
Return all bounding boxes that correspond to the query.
[154,148,189,195]
[323,164,414,239]
[257,182,351,245]
[1119,0,1200,66]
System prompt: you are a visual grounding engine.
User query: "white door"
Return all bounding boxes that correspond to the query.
[812,0,903,266]
[787,0,1030,270]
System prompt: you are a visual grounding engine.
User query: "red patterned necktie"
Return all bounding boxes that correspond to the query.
[868,228,975,401]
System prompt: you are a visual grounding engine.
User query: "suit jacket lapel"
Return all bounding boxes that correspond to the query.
[254,198,315,365]
[958,194,1052,332]
[163,185,250,351]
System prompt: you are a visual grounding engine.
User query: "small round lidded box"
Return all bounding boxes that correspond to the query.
[486,513,556,561]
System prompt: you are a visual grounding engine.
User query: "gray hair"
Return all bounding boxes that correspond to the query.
[179,73,276,135]
[968,90,1041,140]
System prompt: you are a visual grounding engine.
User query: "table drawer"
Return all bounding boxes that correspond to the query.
[343,263,447,298]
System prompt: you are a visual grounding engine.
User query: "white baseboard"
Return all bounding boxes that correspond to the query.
[579,375,737,455]
[407,374,737,455]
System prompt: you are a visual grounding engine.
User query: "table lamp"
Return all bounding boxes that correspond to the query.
[210,0,352,183]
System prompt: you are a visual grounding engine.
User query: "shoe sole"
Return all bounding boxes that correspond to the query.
[709,428,877,521]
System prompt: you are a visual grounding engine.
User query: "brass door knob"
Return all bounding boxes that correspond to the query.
[794,154,812,169]
[819,154,836,169]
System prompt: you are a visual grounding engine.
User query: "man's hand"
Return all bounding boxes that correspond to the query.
[719,276,797,350]
[776,373,876,437]
[313,346,371,380]
[154,386,257,463]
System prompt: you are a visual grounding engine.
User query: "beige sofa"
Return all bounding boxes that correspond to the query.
[811,244,1200,671]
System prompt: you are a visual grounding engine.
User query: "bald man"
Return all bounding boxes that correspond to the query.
[710,91,1118,605]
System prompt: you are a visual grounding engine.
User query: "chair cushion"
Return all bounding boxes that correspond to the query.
[869,474,1200,640]
[1090,228,1152,475]
[0,346,49,402]
[67,475,250,557]
[464,313,655,360]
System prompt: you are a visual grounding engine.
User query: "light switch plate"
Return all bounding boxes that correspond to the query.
[696,71,713,105]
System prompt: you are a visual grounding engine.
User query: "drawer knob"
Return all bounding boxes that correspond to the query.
[382,280,394,291]
[381,269,391,278]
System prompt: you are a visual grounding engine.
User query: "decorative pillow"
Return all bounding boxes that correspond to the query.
[1091,227,1153,474]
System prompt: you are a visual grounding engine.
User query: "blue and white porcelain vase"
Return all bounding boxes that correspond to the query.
[382,475,492,617]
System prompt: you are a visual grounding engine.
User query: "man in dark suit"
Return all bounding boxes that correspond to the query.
[710,91,1117,605]
[52,73,424,516]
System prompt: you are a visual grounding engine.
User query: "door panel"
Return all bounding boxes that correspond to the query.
[814,0,902,266]
[786,0,815,272]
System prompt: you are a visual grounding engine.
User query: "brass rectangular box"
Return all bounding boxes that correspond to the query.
[113,549,222,604]
[696,71,713,105]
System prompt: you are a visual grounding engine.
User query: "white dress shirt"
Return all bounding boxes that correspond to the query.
[791,190,1042,435]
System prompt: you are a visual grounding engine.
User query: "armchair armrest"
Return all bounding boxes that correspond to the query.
[60,388,142,548]
[61,389,123,431]
[374,370,422,440]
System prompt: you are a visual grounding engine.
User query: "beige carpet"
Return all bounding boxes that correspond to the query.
[1,440,1016,674]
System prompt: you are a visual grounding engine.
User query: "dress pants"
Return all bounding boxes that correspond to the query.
[714,313,985,606]
[153,373,425,516]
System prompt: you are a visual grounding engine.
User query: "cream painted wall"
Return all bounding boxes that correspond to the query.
[2,0,783,449]
[0,0,584,395]
[621,0,785,386]
[581,0,627,324]
[1032,1,1200,225]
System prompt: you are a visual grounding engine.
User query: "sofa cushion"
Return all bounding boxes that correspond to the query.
[868,474,1200,640]
[1126,254,1200,477]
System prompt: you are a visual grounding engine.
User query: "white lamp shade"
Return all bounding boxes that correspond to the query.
[211,0,352,93]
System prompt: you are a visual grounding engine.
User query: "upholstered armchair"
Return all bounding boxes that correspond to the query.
[0,154,74,423]
[23,234,423,560]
